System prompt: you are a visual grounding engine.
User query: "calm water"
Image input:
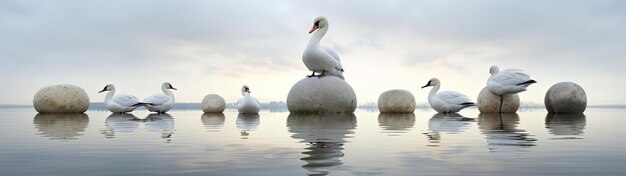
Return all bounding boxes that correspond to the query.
[1,108,625,175]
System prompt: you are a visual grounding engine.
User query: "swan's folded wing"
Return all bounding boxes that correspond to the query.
[492,70,531,85]
[321,45,344,71]
[143,94,170,106]
[439,91,473,105]
[112,94,140,107]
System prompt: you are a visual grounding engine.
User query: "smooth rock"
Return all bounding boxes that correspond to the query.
[201,94,226,113]
[477,87,520,113]
[545,82,587,113]
[287,76,357,113]
[377,89,415,113]
[33,84,89,114]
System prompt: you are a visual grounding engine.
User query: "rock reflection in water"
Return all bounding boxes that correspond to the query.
[378,113,415,136]
[33,113,89,140]
[545,113,586,139]
[287,113,356,176]
[236,113,260,139]
[478,113,536,153]
[201,113,225,132]
[425,113,475,146]
[102,113,140,138]
[144,113,175,142]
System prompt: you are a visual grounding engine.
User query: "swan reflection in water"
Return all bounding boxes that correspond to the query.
[545,113,586,139]
[478,113,536,153]
[236,113,260,139]
[33,113,89,140]
[287,113,356,176]
[378,113,415,136]
[201,113,225,132]
[102,113,140,138]
[425,113,475,147]
[144,113,175,142]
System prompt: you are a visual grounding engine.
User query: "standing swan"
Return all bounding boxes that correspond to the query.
[486,65,537,113]
[142,82,177,114]
[98,84,142,114]
[237,85,261,114]
[302,16,345,80]
[421,78,476,113]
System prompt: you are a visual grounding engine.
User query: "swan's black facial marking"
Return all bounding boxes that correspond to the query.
[314,21,320,27]
[98,86,108,93]
[421,80,432,89]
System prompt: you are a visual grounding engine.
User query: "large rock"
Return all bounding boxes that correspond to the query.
[33,84,89,114]
[545,82,587,113]
[477,87,519,113]
[377,89,415,113]
[287,76,357,113]
[201,94,226,113]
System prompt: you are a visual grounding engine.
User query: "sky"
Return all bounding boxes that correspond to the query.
[1,0,625,105]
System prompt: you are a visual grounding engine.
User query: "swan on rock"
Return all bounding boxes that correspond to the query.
[421,78,476,113]
[98,84,142,114]
[302,16,345,80]
[237,85,261,114]
[141,82,177,114]
[486,65,537,112]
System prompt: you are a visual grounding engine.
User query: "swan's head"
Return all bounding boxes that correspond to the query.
[162,82,177,90]
[98,84,115,93]
[241,85,251,94]
[309,16,328,34]
[421,78,440,89]
[489,65,500,75]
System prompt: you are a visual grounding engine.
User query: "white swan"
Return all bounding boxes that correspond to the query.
[486,65,537,112]
[421,78,476,113]
[302,16,345,80]
[142,82,177,114]
[236,85,261,114]
[98,84,142,114]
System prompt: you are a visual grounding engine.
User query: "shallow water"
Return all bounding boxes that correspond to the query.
[1,108,625,175]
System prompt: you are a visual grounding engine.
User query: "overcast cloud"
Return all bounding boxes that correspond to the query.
[1,0,625,105]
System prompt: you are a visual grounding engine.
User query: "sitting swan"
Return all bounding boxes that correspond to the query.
[142,82,177,114]
[98,84,142,114]
[302,16,345,80]
[236,85,261,114]
[421,78,476,113]
[486,65,537,112]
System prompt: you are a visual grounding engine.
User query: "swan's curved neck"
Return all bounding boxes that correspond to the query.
[105,88,115,103]
[428,83,440,99]
[308,26,328,47]
[162,86,174,99]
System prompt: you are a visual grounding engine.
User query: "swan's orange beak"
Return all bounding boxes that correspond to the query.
[309,24,318,34]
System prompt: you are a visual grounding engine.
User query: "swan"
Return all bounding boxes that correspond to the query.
[236,85,261,114]
[421,78,476,113]
[302,16,345,80]
[98,84,142,114]
[142,82,177,114]
[487,65,537,112]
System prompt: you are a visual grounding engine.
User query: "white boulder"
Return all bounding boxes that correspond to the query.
[201,94,226,113]
[477,87,520,113]
[33,84,89,114]
[377,89,415,113]
[545,82,587,113]
[287,76,357,113]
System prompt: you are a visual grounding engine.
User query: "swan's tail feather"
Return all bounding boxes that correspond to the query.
[517,80,537,86]
[133,102,154,107]
[461,102,477,107]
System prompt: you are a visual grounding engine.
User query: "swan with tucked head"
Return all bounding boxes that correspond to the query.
[142,82,177,114]
[302,16,345,80]
[486,65,537,112]
[237,85,261,114]
[421,78,476,113]
[98,84,142,114]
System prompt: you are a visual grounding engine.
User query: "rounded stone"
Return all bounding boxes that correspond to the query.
[545,82,587,113]
[33,84,89,114]
[477,87,520,113]
[201,94,226,113]
[287,76,357,113]
[377,89,415,113]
